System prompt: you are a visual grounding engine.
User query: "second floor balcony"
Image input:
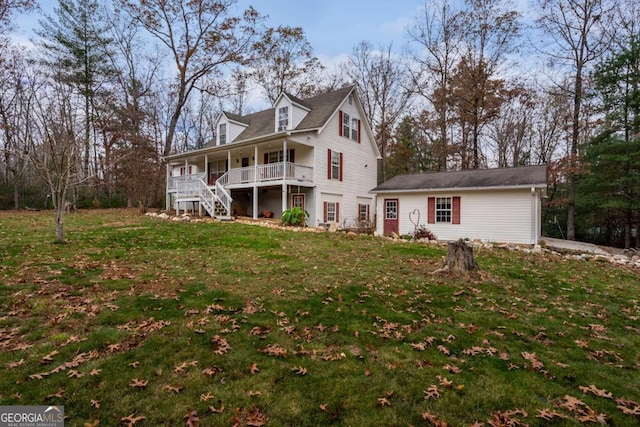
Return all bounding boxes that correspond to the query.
[168,162,314,191]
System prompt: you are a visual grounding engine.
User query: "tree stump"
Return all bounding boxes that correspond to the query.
[433,239,479,274]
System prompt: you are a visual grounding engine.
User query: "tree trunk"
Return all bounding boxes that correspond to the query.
[445,240,478,273]
[54,203,65,244]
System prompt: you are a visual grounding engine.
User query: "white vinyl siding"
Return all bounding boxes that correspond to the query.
[375,189,541,244]
[313,94,379,228]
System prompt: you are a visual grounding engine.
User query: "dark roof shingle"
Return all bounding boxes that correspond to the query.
[232,85,354,143]
[371,165,547,192]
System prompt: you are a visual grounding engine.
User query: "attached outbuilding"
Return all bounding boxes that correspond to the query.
[370,165,548,245]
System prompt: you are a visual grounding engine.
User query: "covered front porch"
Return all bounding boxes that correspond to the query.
[166,138,314,220]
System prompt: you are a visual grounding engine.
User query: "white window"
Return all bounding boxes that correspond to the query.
[219,123,226,145]
[267,151,282,164]
[292,194,305,209]
[436,197,452,223]
[326,202,337,222]
[351,117,359,142]
[358,204,369,222]
[385,200,397,220]
[342,112,350,139]
[331,150,341,180]
[278,106,288,131]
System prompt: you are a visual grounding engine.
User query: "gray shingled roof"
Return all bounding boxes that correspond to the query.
[371,165,548,192]
[216,86,355,144]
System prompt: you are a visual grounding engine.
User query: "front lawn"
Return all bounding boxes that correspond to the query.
[0,209,638,426]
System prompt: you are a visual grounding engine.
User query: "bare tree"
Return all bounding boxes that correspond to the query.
[0,46,30,208]
[406,0,463,170]
[536,0,616,240]
[250,25,324,104]
[344,41,414,182]
[456,0,521,169]
[487,84,534,167]
[117,0,266,158]
[25,72,84,243]
[0,0,36,35]
[531,85,571,165]
[100,5,164,211]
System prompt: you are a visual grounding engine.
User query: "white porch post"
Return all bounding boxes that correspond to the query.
[282,140,288,213]
[253,186,258,220]
[254,145,258,184]
[165,162,170,211]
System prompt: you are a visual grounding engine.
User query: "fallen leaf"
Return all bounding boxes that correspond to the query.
[29,372,49,380]
[200,392,214,402]
[46,388,65,399]
[183,410,199,427]
[129,378,148,388]
[422,411,448,426]
[210,335,231,355]
[89,369,102,376]
[424,385,441,401]
[163,384,182,394]
[292,366,307,376]
[202,366,222,377]
[437,375,453,388]
[209,401,225,413]
[68,369,84,379]
[6,359,25,369]
[377,397,391,407]
[40,350,59,364]
[579,384,613,399]
[120,414,147,427]
[536,408,567,420]
[443,364,461,374]
[90,399,100,409]
[120,414,146,426]
[249,363,260,375]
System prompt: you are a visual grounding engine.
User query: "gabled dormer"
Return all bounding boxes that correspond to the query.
[216,112,249,145]
[273,93,311,133]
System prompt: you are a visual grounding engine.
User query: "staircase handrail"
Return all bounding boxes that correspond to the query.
[214,179,232,216]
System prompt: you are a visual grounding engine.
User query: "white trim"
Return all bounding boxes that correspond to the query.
[371,184,547,194]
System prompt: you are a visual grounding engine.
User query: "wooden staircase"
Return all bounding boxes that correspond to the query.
[175,177,232,219]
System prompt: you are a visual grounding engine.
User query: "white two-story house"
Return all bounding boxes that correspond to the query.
[165,85,381,228]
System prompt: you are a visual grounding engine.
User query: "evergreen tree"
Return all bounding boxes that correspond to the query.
[36,0,115,181]
[579,36,640,248]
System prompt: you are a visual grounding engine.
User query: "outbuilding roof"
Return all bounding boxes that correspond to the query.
[371,165,548,193]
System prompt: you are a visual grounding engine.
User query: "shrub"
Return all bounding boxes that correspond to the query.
[413,225,437,241]
[281,206,308,227]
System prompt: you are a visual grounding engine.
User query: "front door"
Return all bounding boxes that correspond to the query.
[383,199,399,236]
[291,193,305,210]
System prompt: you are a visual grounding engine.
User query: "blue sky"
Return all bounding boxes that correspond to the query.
[11,0,425,60]
[237,0,423,58]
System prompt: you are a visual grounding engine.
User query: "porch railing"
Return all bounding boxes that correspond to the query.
[219,162,313,186]
[215,180,232,216]
[168,173,205,191]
